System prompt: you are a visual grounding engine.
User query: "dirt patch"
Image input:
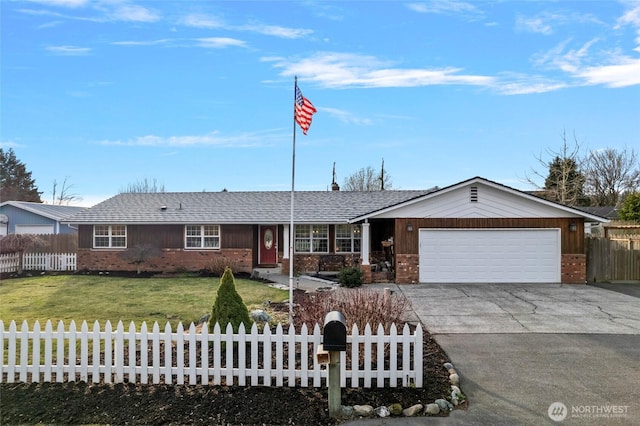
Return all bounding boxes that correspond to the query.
[0,330,459,425]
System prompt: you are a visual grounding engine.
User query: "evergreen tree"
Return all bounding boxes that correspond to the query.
[618,192,640,222]
[0,148,42,202]
[544,156,588,206]
[211,267,251,332]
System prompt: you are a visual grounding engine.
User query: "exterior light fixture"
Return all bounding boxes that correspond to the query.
[569,223,577,232]
[406,223,414,232]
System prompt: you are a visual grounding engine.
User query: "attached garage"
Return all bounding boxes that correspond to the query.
[419,228,561,283]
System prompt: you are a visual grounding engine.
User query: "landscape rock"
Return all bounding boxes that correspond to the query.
[435,399,453,412]
[425,403,440,415]
[388,403,403,416]
[448,368,457,375]
[340,405,354,418]
[250,309,270,322]
[443,362,454,370]
[375,406,390,418]
[402,404,424,417]
[449,373,460,385]
[451,385,461,394]
[353,405,374,417]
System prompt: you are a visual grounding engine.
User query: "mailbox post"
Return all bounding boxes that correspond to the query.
[320,311,347,418]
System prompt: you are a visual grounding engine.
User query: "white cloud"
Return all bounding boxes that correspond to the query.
[576,57,640,87]
[406,1,478,15]
[319,107,373,126]
[268,52,495,88]
[96,130,284,148]
[112,39,171,46]
[107,4,161,23]
[238,23,313,39]
[179,13,224,29]
[25,0,87,7]
[179,13,312,39]
[195,37,247,49]
[406,0,483,21]
[46,45,91,55]
[516,14,556,35]
[532,38,640,88]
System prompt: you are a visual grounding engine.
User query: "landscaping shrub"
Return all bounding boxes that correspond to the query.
[211,267,251,332]
[293,287,411,333]
[338,267,363,288]
[205,257,240,277]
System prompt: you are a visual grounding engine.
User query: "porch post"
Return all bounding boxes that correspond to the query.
[283,224,290,259]
[361,221,370,265]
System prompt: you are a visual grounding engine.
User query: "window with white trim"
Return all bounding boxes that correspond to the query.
[185,225,220,249]
[93,225,126,248]
[335,224,361,253]
[295,224,328,253]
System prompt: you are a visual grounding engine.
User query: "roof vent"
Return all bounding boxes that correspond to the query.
[160,206,167,211]
[470,186,478,202]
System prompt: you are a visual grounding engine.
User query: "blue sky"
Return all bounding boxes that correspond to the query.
[1,0,639,207]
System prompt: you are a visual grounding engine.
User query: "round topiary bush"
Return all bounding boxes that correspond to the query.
[338,267,364,288]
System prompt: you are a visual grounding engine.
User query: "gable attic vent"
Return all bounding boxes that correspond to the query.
[470,186,478,202]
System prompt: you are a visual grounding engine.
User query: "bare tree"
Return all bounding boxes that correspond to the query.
[120,178,165,193]
[584,147,640,207]
[0,234,48,274]
[51,176,82,205]
[524,130,587,206]
[342,162,392,191]
[118,243,162,274]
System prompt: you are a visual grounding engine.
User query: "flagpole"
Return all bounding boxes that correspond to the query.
[289,77,297,323]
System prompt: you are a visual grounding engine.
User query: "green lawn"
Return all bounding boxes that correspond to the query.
[0,274,289,328]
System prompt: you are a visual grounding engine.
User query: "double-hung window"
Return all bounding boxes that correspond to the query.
[295,224,328,253]
[185,225,220,249]
[93,225,127,248]
[335,224,361,253]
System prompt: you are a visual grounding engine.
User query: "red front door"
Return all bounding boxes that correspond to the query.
[259,226,277,265]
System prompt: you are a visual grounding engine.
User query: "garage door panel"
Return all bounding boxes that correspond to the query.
[419,229,560,283]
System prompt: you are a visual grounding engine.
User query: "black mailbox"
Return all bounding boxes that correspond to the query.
[323,311,347,351]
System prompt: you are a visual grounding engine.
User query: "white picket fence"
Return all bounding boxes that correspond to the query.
[0,252,77,273]
[0,320,423,388]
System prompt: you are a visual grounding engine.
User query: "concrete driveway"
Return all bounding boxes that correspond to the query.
[387,283,640,425]
[399,283,640,334]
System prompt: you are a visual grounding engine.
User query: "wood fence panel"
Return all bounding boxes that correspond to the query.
[586,237,640,282]
[1,320,423,389]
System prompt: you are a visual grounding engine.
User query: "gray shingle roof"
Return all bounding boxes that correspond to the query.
[64,190,435,225]
[0,201,86,221]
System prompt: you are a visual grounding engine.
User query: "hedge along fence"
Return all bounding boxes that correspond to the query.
[0,320,423,388]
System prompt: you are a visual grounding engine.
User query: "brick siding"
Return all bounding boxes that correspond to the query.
[77,248,253,274]
[395,254,419,284]
[561,254,586,284]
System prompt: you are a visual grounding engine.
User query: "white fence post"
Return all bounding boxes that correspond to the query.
[0,320,424,388]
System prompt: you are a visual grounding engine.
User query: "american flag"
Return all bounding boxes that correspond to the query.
[295,83,317,135]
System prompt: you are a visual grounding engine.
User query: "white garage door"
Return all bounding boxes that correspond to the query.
[15,224,54,235]
[419,229,561,283]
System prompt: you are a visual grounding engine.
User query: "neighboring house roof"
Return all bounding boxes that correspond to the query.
[577,206,618,220]
[0,201,86,221]
[63,189,437,225]
[350,177,610,223]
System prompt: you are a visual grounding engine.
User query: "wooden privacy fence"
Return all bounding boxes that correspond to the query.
[0,320,423,388]
[586,237,640,282]
[0,252,77,273]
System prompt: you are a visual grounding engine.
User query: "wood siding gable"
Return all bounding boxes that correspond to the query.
[363,181,593,220]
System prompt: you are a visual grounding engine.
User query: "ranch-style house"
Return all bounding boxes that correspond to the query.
[64,177,608,284]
